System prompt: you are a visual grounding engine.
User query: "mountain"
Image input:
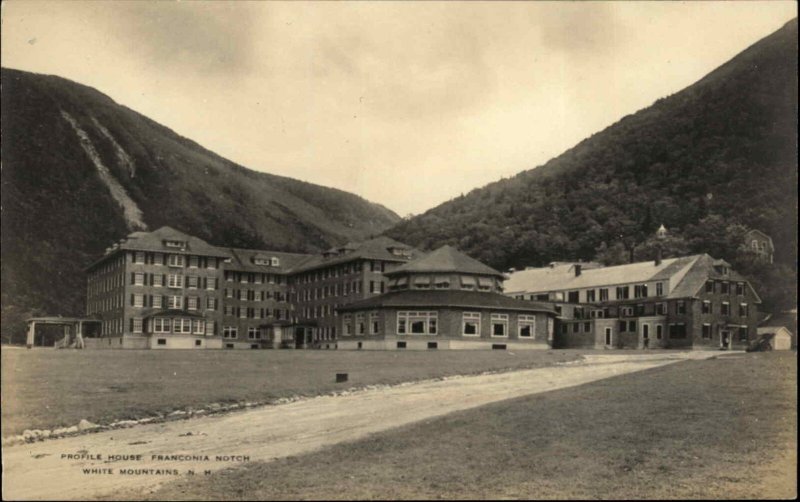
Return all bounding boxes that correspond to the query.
[1,68,399,335]
[386,19,797,309]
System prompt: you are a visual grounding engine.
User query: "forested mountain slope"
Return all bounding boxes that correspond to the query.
[1,68,399,334]
[386,19,797,309]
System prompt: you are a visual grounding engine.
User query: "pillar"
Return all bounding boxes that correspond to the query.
[75,321,85,349]
[26,321,35,348]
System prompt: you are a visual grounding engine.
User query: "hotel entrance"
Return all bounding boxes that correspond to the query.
[720,330,731,350]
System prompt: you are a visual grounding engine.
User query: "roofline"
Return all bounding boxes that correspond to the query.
[384,269,505,278]
[289,255,409,274]
[338,301,556,314]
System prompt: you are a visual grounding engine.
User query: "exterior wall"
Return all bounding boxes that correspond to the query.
[338,306,552,349]
[220,269,290,347]
[690,278,759,350]
[149,334,225,349]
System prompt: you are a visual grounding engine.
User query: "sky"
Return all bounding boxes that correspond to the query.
[1,1,796,216]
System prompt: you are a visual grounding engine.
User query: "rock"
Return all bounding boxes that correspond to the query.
[78,419,99,431]
[168,410,186,418]
[64,426,79,434]
[114,420,138,428]
[137,417,155,424]
[53,427,68,436]
[22,430,37,441]
[207,403,222,411]
[40,430,52,439]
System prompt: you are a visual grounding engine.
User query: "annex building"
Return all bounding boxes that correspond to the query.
[338,246,556,350]
[505,254,762,350]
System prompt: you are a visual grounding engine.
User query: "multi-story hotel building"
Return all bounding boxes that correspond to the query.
[85,227,419,349]
[505,254,761,350]
[85,227,230,349]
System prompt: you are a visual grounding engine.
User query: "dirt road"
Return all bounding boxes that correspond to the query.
[2,351,720,500]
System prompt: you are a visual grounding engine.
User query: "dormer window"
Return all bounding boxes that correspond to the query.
[254,258,270,266]
[271,257,280,267]
[164,240,187,249]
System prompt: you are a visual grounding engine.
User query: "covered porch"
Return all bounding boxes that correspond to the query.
[25,317,102,348]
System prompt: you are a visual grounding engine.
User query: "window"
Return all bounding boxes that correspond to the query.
[739,303,748,317]
[738,326,748,341]
[616,286,630,300]
[223,326,238,339]
[206,297,216,310]
[462,312,481,336]
[132,318,143,333]
[736,282,745,296]
[413,276,431,289]
[205,321,215,336]
[656,325,663,340]
[702,323,712,339]
[192,320,205,335]
[518,315,536,338]
[460,275,477,290]
[189,256,199,268]
[584,321,591,333]
[656,282,664,296]
[720,281,730,295]
[167,274,183,289]
[187,296,198,311]
[239,307,248,319]
[248,327,261,340]
[628,320,636,333]
[634,284,648,298]
[599,289,609,301]
[153,274,164,287]
[356,313,366,334]
[621,307,634,317]
[187,275,198,289]
[656,302,666,315]
[168,254,185,267]
[567,291,579,303]
[157,338,167,346]
[669,323,687,339]
[133,273,145,286]
[586,290,596,302]
[702,301,712,314]
[573,323,580,333]
[172,318,191,333]
[721,302,731,316]
[706,280,715,293]
[152,318,170,333]
[370,312,380,335]
[676,301,686,315]
[477,277,493,291]
[491,313,509,337]
[434,276,450,289]
[132,294,144,308]
[397,311,438,335]
[168,295,182,309]
[152,295,163,308]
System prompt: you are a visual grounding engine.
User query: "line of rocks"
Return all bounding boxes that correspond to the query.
[2,360,580,448]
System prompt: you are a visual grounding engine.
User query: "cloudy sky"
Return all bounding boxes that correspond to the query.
[2,1,796,216]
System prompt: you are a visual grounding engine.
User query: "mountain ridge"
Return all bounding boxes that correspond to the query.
[1,67,399,334]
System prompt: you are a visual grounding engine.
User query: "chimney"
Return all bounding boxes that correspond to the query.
[655,246,662,266]
[574,264,582,277]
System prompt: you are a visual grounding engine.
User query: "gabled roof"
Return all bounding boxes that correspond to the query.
[744,229,774,248]
[759,311,797,335]
[504,256,699,294]
[224,247,312,274]
[668,254,761,301]
[337,289,557,314]
[385,245,504,278]
[289,236,420,273]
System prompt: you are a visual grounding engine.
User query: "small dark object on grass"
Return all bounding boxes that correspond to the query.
[336,373,348,383]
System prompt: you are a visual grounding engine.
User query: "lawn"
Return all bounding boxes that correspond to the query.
[141,352,797,500]
[0,347,583,437]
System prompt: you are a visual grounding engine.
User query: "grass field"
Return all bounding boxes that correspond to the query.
[142,352,797,500]
[0,347,583,437]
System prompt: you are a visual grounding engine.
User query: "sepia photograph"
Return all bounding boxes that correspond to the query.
[1,1,797,500]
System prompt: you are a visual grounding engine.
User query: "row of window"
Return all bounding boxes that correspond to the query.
[701,301,749,317]
[224,271,285,285]
[222,306,287,320]
[701,324,749,341]
[131,273,219,290]
[87,272,125,296]
[131,252,220,269]
[221,326,264,340]
[130,294,217,311]
[296,280,367,301]
[341,312,539,338]
[300,304,338,320]
[388,275,497,292]
[293,260,382,284]
[149,317,211,335]
[704,280,747,296]
[224,289,288,302]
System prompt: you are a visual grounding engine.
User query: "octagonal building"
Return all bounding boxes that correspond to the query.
[337,245,557,350]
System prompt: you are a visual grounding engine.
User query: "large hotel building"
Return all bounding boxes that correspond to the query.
[84,226,759,350]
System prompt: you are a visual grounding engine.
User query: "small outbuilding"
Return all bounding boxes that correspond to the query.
[757,311,797,350]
